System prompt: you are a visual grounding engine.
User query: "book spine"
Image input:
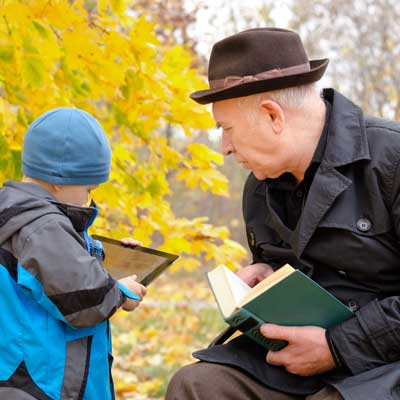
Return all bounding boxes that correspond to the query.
[226,308,287,351]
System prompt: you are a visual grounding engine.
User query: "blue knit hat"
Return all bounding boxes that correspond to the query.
[22,107,111,185]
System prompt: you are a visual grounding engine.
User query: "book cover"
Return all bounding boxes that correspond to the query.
[207,264,354,350]
[226,308,288,351]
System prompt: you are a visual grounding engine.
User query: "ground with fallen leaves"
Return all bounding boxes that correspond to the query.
[111,270,226,399]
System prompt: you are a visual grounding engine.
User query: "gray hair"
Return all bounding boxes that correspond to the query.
[237,83,320,121]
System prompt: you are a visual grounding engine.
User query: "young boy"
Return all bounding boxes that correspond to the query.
[0,107,146,400]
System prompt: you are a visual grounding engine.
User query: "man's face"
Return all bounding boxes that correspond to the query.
[212,97,290,180]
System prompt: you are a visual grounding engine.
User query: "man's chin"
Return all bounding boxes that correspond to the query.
[252,171,269,180]
[252,169,283,181]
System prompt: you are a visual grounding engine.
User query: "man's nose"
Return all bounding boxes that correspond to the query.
[221,134,234,156]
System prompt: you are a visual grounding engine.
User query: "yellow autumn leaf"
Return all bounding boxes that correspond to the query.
[0,0,247,290]
[187,143,224,166]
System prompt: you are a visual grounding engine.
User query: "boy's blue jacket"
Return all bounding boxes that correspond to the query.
[0,181,139,400]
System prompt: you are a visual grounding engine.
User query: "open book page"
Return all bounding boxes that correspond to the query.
[238,264,295,307]
[224,266,251,305]
[207,265,251,317]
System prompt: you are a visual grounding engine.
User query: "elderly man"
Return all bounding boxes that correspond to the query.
[166,28,400,400]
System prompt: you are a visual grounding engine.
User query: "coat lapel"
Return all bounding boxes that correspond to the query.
[265,166,352,258]
[295,165,352,256]
[297,89,371,256]
[264,89,371,259]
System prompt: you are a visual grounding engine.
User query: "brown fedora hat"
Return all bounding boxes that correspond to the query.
[190,28,328,105]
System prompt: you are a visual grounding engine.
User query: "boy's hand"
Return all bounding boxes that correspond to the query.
[119,275,147,312]
[120,237,142,247]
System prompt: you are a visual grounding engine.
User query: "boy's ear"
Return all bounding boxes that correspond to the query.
[51,184,63,193]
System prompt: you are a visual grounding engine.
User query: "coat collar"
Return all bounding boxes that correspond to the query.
[321,88,370,167]
[298,89,371,256]
[3,180,97,232]
[265,89,369,258]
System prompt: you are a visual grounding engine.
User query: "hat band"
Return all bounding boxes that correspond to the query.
[209,62,310,89]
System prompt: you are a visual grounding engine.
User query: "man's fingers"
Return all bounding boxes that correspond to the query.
[236,263,275,287]
[236,268,253,286]
[266,349,286,366]
[261,324,292,367]
[257,266,275,280]
[260,323,294,341]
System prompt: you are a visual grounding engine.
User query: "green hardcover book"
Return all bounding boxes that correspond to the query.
[207,264,354,351]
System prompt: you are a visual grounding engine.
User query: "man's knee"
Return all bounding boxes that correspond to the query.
[166,362,213,400]
[165,362,298,400]
[166,362,251,399]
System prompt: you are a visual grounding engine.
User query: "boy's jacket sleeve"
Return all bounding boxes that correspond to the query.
[12,214,125,328]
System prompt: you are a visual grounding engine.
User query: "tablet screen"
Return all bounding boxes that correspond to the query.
[91,235,179,286]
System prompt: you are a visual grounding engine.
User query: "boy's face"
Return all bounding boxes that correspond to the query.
[54,184,99,206]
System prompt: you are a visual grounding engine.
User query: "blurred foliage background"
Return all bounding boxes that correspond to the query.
[0,0,399,398]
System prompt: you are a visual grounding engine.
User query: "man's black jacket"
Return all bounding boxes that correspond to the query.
[194,89,400,400]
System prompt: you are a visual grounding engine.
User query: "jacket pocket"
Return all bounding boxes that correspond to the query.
[61,336,93,400]
[318,198,392,237]
[248,222,283,255]
[318,217,392,237]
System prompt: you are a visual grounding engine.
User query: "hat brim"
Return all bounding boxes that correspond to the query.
[190,59,329,105]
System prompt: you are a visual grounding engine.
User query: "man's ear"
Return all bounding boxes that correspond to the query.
[259,100,285,134]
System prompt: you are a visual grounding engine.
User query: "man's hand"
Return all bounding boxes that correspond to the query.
[119,274,147,312]
[236,263,275,287]
[261,324,336,376]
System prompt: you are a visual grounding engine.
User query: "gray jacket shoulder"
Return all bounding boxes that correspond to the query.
[13,211,86,255]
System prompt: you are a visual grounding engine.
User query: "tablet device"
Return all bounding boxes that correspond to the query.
[91,234,179,286]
